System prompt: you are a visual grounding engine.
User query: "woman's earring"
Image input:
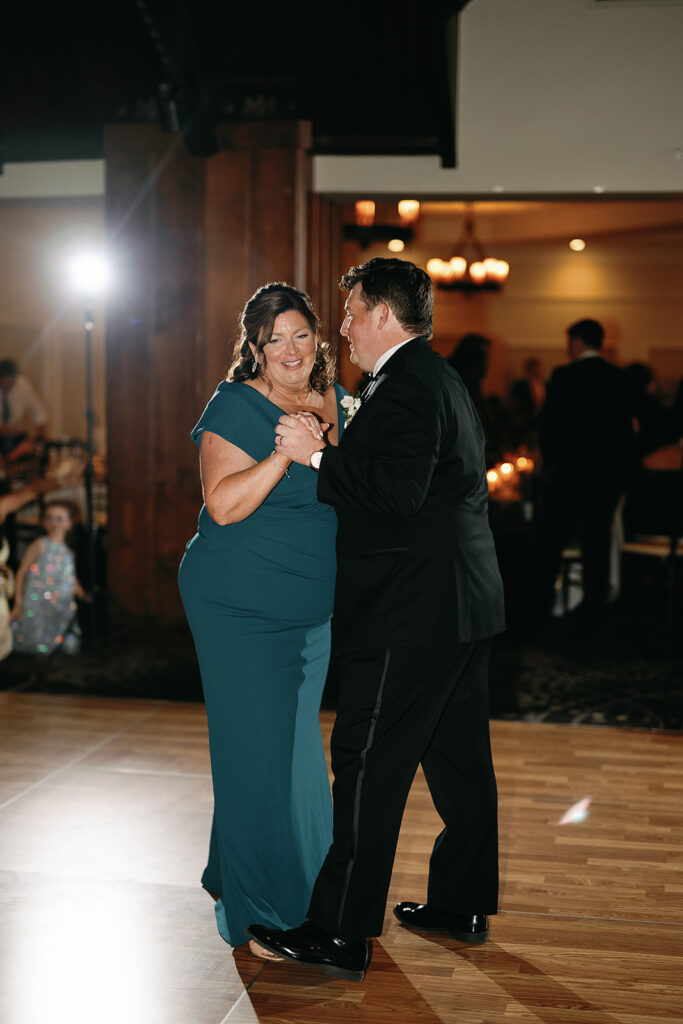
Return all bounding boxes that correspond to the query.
[251,357,258,374]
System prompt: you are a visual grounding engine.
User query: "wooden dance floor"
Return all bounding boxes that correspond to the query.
[1,692,681,1024]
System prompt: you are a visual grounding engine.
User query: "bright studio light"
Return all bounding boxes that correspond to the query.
[67,251,112,298]
[569,238,586,252]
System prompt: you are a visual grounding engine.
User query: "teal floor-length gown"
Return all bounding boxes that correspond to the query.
[178,380,345,946]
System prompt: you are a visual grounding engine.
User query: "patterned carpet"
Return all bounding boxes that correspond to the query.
[489,633,683,731]
[2,581,682,732]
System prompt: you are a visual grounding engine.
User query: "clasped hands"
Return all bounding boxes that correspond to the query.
[275,412,328,466]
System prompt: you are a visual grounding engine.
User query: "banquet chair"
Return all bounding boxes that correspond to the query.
[620,443,683,629]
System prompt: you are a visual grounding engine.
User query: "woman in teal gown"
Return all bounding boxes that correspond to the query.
[179,283,344,953]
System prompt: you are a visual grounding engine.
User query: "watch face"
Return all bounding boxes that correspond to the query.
[310,450,323,469]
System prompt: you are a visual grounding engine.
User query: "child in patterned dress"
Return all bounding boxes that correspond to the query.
[10,500,85,654]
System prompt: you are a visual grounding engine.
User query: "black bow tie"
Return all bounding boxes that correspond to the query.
[360,370,387,404]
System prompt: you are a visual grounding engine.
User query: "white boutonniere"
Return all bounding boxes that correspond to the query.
[340,393,361,426]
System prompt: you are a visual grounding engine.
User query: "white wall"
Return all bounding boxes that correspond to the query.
[314,0,683,195]
[0,161,104,199]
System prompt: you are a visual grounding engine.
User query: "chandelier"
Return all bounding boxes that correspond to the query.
[426,212,509,295]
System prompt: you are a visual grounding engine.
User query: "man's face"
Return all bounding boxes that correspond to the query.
[340,284,379,373]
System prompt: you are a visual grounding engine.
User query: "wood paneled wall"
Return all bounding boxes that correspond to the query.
[307,194,344,371]
[104,122,316,623]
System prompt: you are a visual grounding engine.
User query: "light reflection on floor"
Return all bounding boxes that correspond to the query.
[14,888,154,1024]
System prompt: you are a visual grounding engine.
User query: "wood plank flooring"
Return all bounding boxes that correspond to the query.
[1,691,681,1023]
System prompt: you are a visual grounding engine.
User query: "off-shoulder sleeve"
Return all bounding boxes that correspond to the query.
[190,382,259,459]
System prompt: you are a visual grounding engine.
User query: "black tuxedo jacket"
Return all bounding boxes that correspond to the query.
[538,356,636,495]
[318,338,505,653]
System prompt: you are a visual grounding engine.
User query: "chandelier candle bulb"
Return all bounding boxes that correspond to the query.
[427,258,447,279]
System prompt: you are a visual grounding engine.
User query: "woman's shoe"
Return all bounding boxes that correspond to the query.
[248,939,284,962]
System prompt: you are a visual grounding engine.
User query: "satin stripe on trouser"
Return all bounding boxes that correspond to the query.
[307,639,498,939]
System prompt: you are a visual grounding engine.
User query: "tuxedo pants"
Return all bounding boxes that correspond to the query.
[535,485,620,623]
[307,640,498,939]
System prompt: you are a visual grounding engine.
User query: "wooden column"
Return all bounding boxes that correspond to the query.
[307,194,344,374]
[104,121,313,624]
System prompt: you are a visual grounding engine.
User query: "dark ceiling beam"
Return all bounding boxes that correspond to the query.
[1,0,472,165]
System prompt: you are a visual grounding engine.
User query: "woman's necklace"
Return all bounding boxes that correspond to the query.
[267,383,320,413]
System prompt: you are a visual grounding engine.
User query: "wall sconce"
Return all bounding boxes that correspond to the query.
[397,199,420,224]
[355,201,376,226]
[344,198,415,250]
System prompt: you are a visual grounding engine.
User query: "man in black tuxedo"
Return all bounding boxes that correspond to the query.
[248,258,505,981]
[535,318,635,632]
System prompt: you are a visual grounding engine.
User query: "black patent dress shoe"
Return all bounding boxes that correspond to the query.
[393,902,490,944]
[245,921,372,982]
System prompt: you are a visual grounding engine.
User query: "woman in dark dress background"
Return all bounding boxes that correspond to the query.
[178,284,345,957]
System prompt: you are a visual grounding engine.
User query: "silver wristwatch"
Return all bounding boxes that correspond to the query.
[309,450,323,471]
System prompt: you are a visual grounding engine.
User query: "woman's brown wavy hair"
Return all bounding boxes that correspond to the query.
[227,282,335,394]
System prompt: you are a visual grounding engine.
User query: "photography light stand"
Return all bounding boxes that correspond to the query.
[83,306,97,647]
[68,251,111,650]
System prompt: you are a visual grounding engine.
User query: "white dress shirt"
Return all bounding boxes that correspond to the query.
[1,374,48,429]
[372,337,416,377]
[310,338,418,471]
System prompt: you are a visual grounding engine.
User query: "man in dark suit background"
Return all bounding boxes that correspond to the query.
[248,258,505,981]
[535,318,635,634]
[507,356,546,449]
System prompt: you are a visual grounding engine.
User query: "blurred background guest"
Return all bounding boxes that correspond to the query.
[448,334,509,466]
[623,361,673,458]
[10,499,84,655]
[507,356,546,450]
[621,364,683,544]
[533,319,635,641]
[672,377,683,442]
[0,358,49,469]
[0,464,82,661]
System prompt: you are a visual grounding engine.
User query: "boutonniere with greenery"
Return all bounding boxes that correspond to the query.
[340,393,362,426]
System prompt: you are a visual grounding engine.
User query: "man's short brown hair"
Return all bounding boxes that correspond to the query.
[340,258,433,339]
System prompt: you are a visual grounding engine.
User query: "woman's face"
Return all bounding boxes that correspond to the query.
[251,309,317,393]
